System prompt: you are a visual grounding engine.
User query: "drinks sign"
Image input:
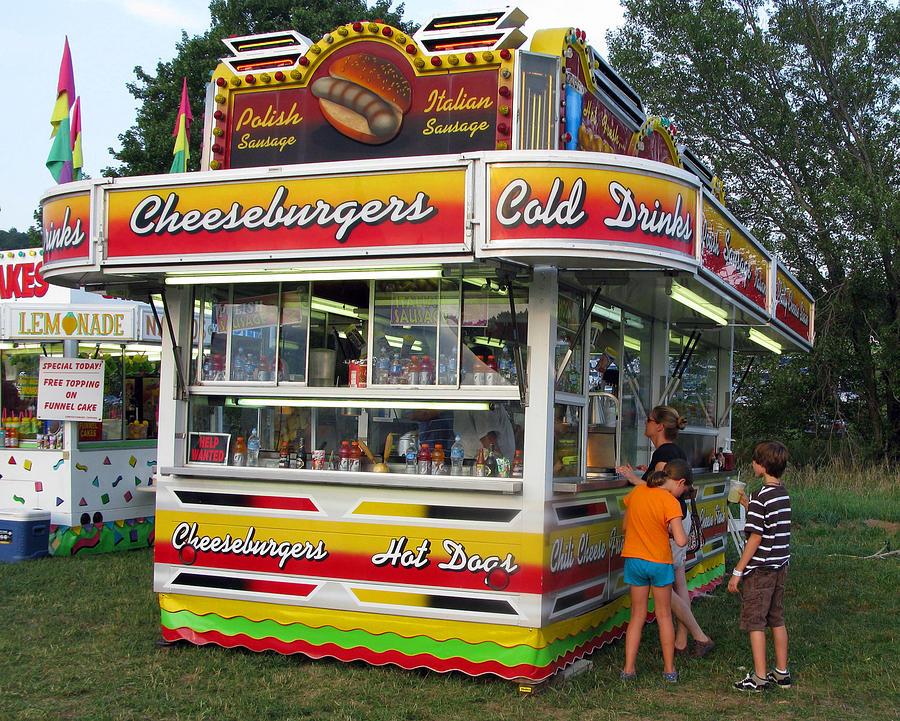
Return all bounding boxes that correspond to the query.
[488,165,697,257]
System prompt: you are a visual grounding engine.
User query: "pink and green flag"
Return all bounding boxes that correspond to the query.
[170,77,193,173]
[46,37,76,183]
[71,96,83,181]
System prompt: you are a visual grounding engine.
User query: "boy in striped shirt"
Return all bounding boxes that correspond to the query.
[728,440,792,691]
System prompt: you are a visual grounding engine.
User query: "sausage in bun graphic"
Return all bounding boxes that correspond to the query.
[311,54,412,144]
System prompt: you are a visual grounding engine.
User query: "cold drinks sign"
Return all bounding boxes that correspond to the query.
[36,358,105,422]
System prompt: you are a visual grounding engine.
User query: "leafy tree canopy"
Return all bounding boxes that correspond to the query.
[607,0,900,459]
[104,0,411,177]
[0,227,41,250]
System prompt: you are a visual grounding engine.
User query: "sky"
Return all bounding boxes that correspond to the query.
[0,0,625,232]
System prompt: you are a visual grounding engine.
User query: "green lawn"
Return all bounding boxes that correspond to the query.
[1,469,898,721]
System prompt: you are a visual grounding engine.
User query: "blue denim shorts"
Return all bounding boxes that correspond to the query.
[624,557,675,587]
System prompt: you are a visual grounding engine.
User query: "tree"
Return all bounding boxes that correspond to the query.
[606,0,900,459]
[0,228,40,250]
[104,0,412,177]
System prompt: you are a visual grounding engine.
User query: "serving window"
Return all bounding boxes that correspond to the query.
[193,277,527,391]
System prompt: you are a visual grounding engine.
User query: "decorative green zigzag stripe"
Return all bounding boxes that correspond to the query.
[162,604,633,667]
[162,564,725,666]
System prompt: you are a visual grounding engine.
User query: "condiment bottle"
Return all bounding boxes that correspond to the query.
[512,449,524,478]
[485,443,498,476]
[474,447,486,477]
[416,442,432,475]
[338,440,351,471]
[349,440,362,472]
[279,441,290,468]
[431,443,447,475]
[232,436,247,466]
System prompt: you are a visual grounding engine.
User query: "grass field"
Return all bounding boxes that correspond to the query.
[1,464,898,721]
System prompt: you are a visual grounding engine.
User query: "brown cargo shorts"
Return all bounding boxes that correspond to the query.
[739,565,787,631]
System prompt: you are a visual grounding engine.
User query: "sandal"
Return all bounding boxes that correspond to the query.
[619,671,637,680]
[663,671,679,683]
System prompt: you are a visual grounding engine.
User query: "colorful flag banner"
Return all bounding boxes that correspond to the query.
[170,77,193,173]
[71,96,83,181]
[47,37,76,183]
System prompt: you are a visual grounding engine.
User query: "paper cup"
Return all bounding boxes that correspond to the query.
[312,449,325,470]
[727,479,746,503]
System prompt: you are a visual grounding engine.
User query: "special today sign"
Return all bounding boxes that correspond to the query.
[37,358,105,422]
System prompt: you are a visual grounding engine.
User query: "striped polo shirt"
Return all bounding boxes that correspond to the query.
[743,483,791,571]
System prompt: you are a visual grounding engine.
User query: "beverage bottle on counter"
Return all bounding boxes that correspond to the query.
[418,355,434,385]
[416,443,432,475]
[448,353,458,384]
[474,447,486,477]
[375,344,390,384]
[450,435,465,476]
[349,441,362,472]
[406,355,420,385]
[279,441,290,468]
[295,434,306,469]
[389,353,402,384]
[437,354,449,384]
[512,449,524,478]
[246,428,260,466]
[232,436,247,466]
[485,355,498,385]
[473,355,487,385]
[498,347,511,382]
[338,441,351,471]
[485,443,499,477]
[431,443,447,475]
[405,435,418,474]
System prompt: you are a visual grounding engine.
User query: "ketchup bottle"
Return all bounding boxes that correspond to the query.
[338,440,351,471]
[416,443,432,475]
[349,440,362,472]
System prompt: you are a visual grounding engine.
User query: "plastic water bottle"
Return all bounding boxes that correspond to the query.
[246,428,260,466]
[405,434,418,474]
[450,434,465,476]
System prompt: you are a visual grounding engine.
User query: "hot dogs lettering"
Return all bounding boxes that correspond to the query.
[312,54,411,144]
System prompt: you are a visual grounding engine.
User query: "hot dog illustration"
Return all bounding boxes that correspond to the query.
[311,54,411,144]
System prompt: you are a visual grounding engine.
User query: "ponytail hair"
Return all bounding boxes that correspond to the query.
[646,470,669,488]
[650,405,687,441]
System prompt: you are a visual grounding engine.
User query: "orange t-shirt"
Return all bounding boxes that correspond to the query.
[622,484,684,564]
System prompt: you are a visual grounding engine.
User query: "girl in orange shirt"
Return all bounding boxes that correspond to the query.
[621,470,688,682]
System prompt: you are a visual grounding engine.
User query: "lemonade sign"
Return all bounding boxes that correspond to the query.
[3,304,135,341]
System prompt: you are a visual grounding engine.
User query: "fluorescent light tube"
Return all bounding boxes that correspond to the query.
[670,282,728,325]
[165,268,443,285]
[231,398,491,410]
[748,328,782,354]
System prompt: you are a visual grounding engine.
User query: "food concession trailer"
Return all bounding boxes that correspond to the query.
[39,8,814,681]
[0,248,158,555]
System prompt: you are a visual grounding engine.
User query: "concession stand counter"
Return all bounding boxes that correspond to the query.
[39,8,814,681]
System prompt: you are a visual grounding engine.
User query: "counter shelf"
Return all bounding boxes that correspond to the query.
[162,464,523,495]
